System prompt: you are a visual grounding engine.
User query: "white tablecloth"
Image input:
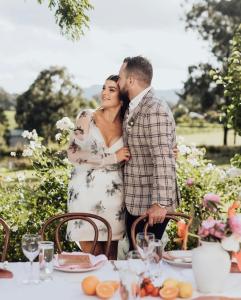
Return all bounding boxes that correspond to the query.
[1,261,241,299]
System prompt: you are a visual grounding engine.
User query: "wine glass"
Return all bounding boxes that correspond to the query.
[148,239,165,285]
[136,232,155,276]
[21,234,41,284]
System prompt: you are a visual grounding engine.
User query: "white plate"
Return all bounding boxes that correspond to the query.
[54,260,106,273]
[162,250,192,268]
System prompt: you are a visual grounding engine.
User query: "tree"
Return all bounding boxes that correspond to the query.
[184,0,241,61]
[15,66,87,140]
[37,0,93,40]
[0,87,17,110]
[181,0,241,145]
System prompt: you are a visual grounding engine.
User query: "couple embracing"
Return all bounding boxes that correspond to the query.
[66,56,180,259]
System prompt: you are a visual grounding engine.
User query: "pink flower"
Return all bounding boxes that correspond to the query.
[229,214,241,236]
[203,193,221,204]
[186,178,194,186]
[199,218,226,240]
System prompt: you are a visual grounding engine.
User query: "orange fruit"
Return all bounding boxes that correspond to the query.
[96,282,115,299]
[139,287,147,297]
[145,282,155,295]
[81,275,100,295]
[102,280,120,292]
[159,286,179,300]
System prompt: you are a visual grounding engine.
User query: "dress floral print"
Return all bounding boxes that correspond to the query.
[67,109,125,241]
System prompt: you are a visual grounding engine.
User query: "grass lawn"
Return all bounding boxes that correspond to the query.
[5,110,17,129]
[177,125,241,146]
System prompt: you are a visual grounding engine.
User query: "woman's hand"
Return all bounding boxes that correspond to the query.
[115,147,130,162]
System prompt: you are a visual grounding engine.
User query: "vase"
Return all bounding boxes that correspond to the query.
[192,241,231,293]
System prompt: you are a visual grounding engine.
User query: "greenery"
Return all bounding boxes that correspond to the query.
[15,66,87,142]
[37,0,93,40]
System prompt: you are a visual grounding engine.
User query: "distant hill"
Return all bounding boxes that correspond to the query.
[83,85,180,107]
[0,87,18,110]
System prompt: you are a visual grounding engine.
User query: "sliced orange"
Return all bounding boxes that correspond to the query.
[81,275,100,295]
[96,282,115,299]
[102,280,120,292]
[159,286,179,300]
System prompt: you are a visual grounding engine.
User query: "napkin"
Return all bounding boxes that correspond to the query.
[55,252,107,270]
[0,268,13,279]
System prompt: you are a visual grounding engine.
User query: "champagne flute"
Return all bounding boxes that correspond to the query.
[21,234,41,284]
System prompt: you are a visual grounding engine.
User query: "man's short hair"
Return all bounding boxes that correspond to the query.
[123,56,153,85]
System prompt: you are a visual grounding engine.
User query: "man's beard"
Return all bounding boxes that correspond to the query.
[119,87,130,102]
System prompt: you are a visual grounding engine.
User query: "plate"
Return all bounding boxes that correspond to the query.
[162,250,192,268]
[54,260,106,273]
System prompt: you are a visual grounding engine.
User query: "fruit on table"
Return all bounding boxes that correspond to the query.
[159,286,179,300]
[102,280,120,292]
[81,275,100,295]
[162,278,179,288]
[96,282,115,299]
[178,282,193,298]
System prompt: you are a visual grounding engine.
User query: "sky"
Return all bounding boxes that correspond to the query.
[0,0,215,94]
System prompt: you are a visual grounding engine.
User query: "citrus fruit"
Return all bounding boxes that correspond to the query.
[96,282,115,299]
[159,286,179,300]
[102,280,120,292]
[162,278,179,288]
[178,282,193,298]
[81,275,100,295]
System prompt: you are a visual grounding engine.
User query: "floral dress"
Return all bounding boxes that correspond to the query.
[66,109,125,241]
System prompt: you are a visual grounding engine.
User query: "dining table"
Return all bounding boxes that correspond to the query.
[1,259,241,300]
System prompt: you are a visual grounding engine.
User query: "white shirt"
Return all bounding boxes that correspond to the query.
[127,86,152,120]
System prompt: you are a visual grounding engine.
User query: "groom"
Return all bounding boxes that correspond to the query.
[118,56,180,250]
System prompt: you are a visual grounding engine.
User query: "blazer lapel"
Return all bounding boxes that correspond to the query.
[126,88,154,133]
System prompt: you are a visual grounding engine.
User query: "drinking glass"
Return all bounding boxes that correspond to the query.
[148,239,165,285]
[39,241,54,281]
[21,234,41,284]
[136,232,155,275]
[119,251,145,300]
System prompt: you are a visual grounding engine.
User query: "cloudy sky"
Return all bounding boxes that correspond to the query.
[0,0,215,94]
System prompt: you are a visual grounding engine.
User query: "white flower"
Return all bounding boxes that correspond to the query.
[31,129,38,140]
[226,167,241,178]
[17,173,25,182]
[191,147,205,157]
[221,234,241,252]
[29,141,41,150]
[22,130,32,139]
[203,163,216,174]
[56,117,74,131]
[4,176,13,182]
[11,225,18,232]
[178,144,191,155]
[22,148,33,157]
[187,157,200,167]
[10,152,16,157]
[55,133,62,141]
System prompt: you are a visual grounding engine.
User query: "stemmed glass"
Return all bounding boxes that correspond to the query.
[148,239,165,285]
[136,232,155,273]
[21,234,41,284]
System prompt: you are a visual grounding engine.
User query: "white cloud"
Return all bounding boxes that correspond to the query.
[0,0,213,93]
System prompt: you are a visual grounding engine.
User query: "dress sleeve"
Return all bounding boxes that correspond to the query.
[67,110,118,167]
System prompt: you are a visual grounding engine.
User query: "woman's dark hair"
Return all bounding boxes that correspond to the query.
[106,75,129,121]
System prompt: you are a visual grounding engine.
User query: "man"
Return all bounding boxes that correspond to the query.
[118,56,180,250]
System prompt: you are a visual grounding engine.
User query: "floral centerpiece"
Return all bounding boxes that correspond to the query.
[176,193,241,293]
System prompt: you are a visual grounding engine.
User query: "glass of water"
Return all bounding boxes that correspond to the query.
[21,234,41,284]
[39,241,54,281]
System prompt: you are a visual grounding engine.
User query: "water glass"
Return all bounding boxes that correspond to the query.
[39,241,54,281]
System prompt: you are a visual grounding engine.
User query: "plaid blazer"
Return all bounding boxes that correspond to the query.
[123,89,181,216]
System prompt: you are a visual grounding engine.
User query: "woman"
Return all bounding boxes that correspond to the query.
[66,75,130,259]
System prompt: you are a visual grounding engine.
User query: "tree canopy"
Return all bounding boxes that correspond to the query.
[37,0,93,40]
[15,66,87,140]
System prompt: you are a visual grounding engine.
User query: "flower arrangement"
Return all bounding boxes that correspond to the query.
[177,193,241,270]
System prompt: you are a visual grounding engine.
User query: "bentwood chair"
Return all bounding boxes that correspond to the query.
[131,212,190,250]
[39,213,112,257]
[0,217,10,262]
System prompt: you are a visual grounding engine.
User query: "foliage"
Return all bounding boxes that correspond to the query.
[0,87,17,111]
[183,0,241,61]
[37,0,93,40]
[15,66,87,141]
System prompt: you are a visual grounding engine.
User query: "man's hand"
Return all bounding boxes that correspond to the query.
[146,204,167,227]
[173,144,179,160]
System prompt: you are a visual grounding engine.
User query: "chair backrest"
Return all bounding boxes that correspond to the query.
[0,217,10,262]
[39,213,112,257]
[131,212,190,250]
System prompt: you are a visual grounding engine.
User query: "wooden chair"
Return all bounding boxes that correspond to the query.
[0,217,10,262]
[131,212,190,250]
[39,213,112,257]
